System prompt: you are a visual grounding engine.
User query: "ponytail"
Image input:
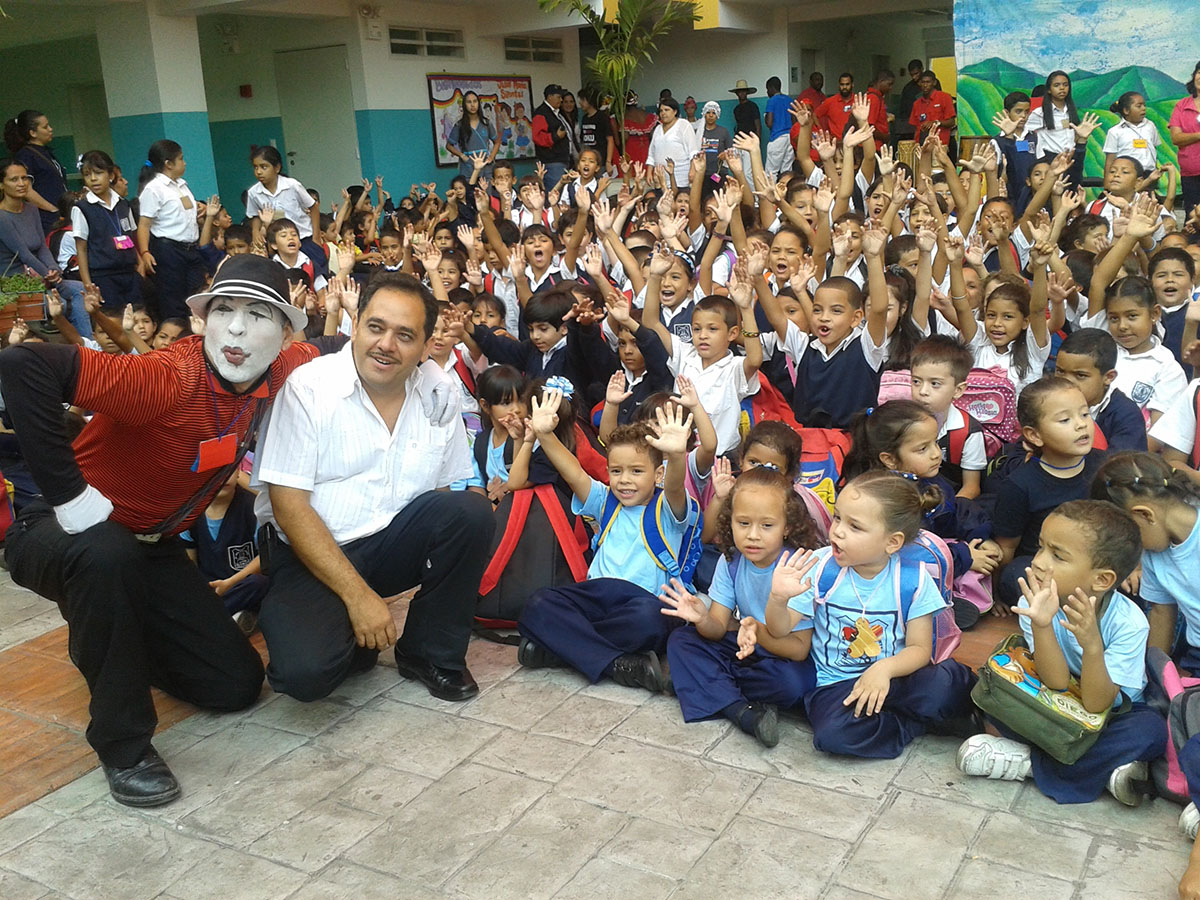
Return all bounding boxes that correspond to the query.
[843,400,937,484]
[1110,92,1142,120]
[843,469,942,544]
[1092,451,1200,508]
[3,109,43,155]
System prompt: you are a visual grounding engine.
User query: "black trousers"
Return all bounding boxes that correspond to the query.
[257,490,494,702]
[5,503,265,767]
[149,236,208,321]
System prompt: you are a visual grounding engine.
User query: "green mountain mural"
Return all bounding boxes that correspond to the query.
[957,60,1186,188]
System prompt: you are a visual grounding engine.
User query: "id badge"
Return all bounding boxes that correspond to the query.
[1015,140,1031,153]
[1132,139,1148,149]
[192,434,237,472]
[181,194,194,210]
[113,234,134,250]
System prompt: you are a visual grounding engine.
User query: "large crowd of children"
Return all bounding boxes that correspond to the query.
[5,59,1200,893]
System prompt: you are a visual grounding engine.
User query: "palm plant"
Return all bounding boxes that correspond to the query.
[538,0,698,144]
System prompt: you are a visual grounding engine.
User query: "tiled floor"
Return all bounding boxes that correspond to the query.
[0,570,1192,900]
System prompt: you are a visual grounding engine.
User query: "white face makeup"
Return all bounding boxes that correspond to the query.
[203,296,286,385]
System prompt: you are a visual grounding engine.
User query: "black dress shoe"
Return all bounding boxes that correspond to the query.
[517,637,564,669]
[394,650,479,701]
[609,651,665,692]
[102,746,181,808]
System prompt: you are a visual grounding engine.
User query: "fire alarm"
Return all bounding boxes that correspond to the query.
[239,84,253,98]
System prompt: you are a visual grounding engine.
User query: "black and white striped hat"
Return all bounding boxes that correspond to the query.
[186,253,308,332]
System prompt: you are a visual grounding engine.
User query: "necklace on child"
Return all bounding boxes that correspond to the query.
[848,563,890,616]
[1039,456,1084,472]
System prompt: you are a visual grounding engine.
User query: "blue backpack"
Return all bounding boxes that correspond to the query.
[810,532,961,663]
[594,487,703,589]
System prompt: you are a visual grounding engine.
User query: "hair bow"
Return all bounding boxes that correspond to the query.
[545,375,575,399]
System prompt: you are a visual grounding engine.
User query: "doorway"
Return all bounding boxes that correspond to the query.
[273,46,362,203]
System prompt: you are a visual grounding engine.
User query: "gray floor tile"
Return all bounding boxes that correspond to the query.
[279,860,445,900]
[672,815,849,900]
[598,816,714,880]
[741,776,881,842]
[556,735,761,835]
[836,791,987,900]
[552,858,675,900]
[337,764,434,818]
[892,735,1024,809]
[343,763,548,884]
[0,868,52,900]
[611,694,732,755]
[946,857,1074,900]
[164,846,308,900]
[576,678,656,705]
[1078,838,1190,898]
[472,729,593,783]
[317,696,499,778]
[1012,781,1184,846]
[970,810,1093,882]
[247,799,384,873]
[0,805,216,900]
[244,696,354,736]
[447,794,624,899]
[456,667,583,729]
[0,806,63,857]
[323,665,400,707]
[29,769,108,817]
[529,693,635,746]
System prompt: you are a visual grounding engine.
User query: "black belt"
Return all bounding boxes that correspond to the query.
[152,236,199,250]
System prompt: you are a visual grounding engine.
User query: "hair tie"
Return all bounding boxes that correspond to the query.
[144,160,153,166]
[892,470,919,482]
[671,249,696,275]
[545,375,575,399]
[865,407,875,416]
[755,461,780,472]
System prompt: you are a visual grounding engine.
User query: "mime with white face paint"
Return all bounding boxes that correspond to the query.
[0,254,320,809]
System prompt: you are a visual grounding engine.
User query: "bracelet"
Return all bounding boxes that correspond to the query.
[950,293,966,301]
[741,330,760,338]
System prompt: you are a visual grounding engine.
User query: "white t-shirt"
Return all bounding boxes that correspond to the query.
[1023,102,1078,157]
[245,175,317,239]
[1149,378,1199,456]
[667,341,758,455]
[968,324,1050,396]
[1101,119,1161,172]
[646,120,701,187]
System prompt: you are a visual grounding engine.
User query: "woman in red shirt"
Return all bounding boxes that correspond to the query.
[621,91,658,165]
[1169,61,1200,218]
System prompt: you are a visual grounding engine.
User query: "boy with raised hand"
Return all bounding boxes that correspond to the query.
[957,500,1166,805]
[518,392,699,692]
[642,247,761,455]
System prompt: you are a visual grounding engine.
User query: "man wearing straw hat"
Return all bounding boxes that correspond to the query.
[729,79,761,176]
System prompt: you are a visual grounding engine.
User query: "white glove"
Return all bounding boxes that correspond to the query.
[417,358,460,427]
[54,484,114,535]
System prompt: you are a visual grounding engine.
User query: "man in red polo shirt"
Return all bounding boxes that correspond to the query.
[866,69,895,150]
[798,72,825,110]
[910,70,956,145]
[815,73,856,140]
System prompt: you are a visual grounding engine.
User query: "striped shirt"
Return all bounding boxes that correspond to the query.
[73,336,318,534]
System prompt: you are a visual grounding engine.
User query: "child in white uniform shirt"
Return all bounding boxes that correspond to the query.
[1102,92,1161,176]
[136,139,205,320]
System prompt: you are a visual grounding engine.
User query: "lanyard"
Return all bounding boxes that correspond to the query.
[207,370,257,439]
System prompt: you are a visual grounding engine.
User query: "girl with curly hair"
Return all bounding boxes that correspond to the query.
[660,466,824,747]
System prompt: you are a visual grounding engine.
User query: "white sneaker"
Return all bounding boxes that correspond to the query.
[1181,803,1200,841]
[1106,761,1148,807]
[956,735,1032,781]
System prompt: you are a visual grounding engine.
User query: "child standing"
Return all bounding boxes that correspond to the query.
[958,500,1166,805]
[518,396,700,691]
[910,335,988,499]
[136,139,206,320]
[72,150,140,312]
[765,471,977,758]
[661,467,822,747]
[1102,92,1160,177]
[992,377,1107,608]
[245,146,325,276]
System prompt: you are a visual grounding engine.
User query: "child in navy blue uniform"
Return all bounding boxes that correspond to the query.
[518,392,700,691]
[181,471,268,634]
[72,151,140,312]
[958,500,1166,805]
[993,377,1107,609]
[910,336,988,499]
[1054,329,1147,452]
[464,286,574,379]
[660,467,823,746]
[765,471,977,758]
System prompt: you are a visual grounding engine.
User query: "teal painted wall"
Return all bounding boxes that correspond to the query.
[109,111,218,198]
[208,117,286,220]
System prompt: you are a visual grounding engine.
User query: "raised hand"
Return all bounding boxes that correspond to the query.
[790,255,817,295]
[649,241,675,277]
[1061,587,1103,652]
[732,131,761,152]
[529,386,562,435]
[257,205,275,228]
[814,178,836,215]
[674,374,702,410]
[769,549,819,601]
[812,131,837,162]
[7,318,28,345]
[659,578,709,624]
[45,290,63,320]
[465,257,484,289]
[1049,148,1074,177]
[645,401,694,456]
[875,145,896,177]
[592,195,614,235]
[789,100,812,128]
[860,227,887,258]
[711,455,735,500]
[1047,270,1076,304]
[1060,188,1084,213]
[944,232,965,264]
[965,232,985,268]
[582,242,606,280]
[606,291,635,328]
[508,243,527,280]
[1071,111,1101,142]
[727,259,754,311]
[915,226,937,255]
[82,282,103,315]
[992,110,1019,136]
[851,93,872,126]
[457,224,475,252]
[190,313,206,336]
[605,370,632,405]
[843,124,875,149]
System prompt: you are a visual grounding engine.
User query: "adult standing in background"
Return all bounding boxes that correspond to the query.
[1169,61,1200,218]
[730,79,761,176]
[621,92,658,166]
[798,72,826,110]
[894,59,925,150]
[867,69,896,151]
[531,84,573,190]
[763,76,795,178]
[698,101,732,179]
[4,110,68,232]
[446,91,499,180]
[560,90,581,162]
[646,97,700,187]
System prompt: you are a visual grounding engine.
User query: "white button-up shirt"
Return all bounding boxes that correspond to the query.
[246,175,317,239]
[139,172,199,242]
[254,345,474,545]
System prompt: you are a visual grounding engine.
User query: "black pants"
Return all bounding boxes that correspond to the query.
[1182,174,1200,221]
[257,490,494,702]
[5,504,265,767]
[92,269,143,313]
[149,236,208,321]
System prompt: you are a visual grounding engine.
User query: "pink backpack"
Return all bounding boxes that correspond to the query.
[1145,647,1200,805]
[954,367,1018,457]
[876,370,912,404]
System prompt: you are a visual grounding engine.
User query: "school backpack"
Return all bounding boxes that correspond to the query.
[812,530,962,664]
[796,428,852,514]
[876,370,981,467]
[1143,647,1200,805]
[740,372,803,435]
[594,486,704,589]
[476,483,591,637]
[956,367,1018,457]
[0,472,14,542]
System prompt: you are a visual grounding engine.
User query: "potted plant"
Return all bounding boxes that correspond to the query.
[0,271,45,324]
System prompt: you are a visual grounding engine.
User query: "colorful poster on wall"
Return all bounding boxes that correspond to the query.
[427,74,535,167]
[954,0,1190,179]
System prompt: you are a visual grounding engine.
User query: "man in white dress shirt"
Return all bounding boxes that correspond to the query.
[254,272,494,702]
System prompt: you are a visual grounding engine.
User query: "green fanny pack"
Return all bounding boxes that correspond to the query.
[971,633,1128,765]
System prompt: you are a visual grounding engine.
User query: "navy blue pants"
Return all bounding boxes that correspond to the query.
[519,577,678,683]
[221,573,269,616]
[805,660,977,759]
[149,236,208,321]
[92,269,143,313]
[995,702,1167,803]
[667,626,815,721]
[997,555,1034,610]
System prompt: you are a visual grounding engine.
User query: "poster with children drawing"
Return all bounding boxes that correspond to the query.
[427,74,535,167]
[954,0,1190,179]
